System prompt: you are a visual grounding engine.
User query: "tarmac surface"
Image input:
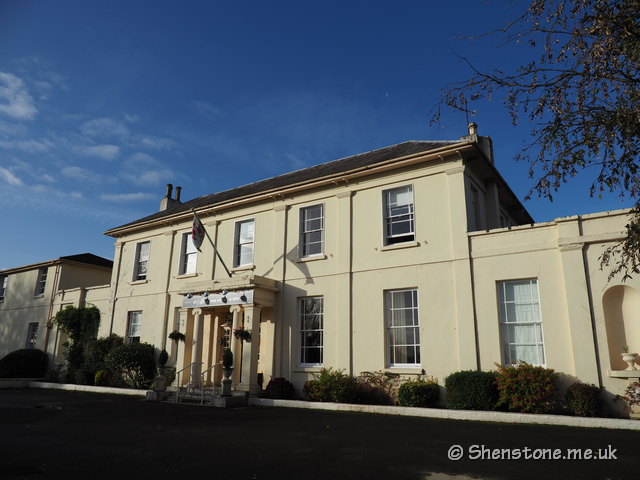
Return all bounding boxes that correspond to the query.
[1,388,638,479]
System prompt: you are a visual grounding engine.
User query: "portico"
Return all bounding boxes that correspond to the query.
[176,275,278,395]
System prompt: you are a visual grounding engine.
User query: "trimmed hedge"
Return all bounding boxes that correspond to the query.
[105,342,156,389]
[565,382,602,417]
[265,377,295,399]
[303,368,359,403]
[398,377,439,408]
[0,349,48,378]
[445,370,499,410]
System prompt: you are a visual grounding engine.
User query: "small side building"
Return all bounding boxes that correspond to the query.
[0,253,113,369]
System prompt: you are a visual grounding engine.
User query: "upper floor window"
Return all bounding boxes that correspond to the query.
[26,323,38,349]
[127,311,142,343]
[386,289,421,367]
[179,232,198,275]
[299,296,323,366]
[300,204,324,257]
[497,279,545,366]
[0,275,7,302]
[133,241,150,281]
[35,267,47,296]
[234,219,255,267]
[383,185,414,245]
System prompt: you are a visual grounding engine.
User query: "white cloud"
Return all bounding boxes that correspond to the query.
[0,72,38,120]
[0,138,54,153]
[137,136,175,150]
[124,113,139,122]
[35,80,52,100]
[81,118,129,139]
[192,101,223,119]
[99,192,155,203]
[120,152,178,186]
[75,144,120,160]
[0,166,23,186]
[62,166,92,181]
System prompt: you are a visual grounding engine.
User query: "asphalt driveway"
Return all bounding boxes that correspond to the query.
[0,388,637,479]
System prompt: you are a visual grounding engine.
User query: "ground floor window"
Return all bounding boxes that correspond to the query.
[299,297,323,366]
[386,289,420,367]
[26,323,38,349]
[497,279,545,366]
[127,311,142,343]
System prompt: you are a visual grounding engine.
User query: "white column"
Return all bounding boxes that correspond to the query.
[191,308,203,387]
[238,303,263,395]
[230,305,242,388]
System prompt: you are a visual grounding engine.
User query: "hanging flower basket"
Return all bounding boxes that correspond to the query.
[168,330,186,342]
[233,327,251,343]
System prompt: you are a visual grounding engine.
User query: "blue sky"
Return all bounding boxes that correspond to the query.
[0,0,632,270]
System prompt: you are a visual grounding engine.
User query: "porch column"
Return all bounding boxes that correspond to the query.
[177,308,189,375]
[230,305,242,388]
[191,308,204,387]
[238,303,263,395]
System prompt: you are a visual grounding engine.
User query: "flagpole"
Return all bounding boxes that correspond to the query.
[192,209,232,278]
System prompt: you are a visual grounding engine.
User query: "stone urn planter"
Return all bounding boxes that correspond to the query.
[221,367,233,397]
[621,352,638,371]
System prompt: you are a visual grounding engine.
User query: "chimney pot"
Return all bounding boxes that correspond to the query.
[175,186,181,202]
[468,122,478,136]
[165,183,173,199]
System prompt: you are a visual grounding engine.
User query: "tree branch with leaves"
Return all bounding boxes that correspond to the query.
[431,0,640,280]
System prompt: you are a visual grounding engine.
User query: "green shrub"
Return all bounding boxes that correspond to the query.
[445,370,499,410]
[53,305,101,382]
[0,349,48,378]
[265,377,295,399]
[303,368,358,404]
[79,334,124,385]
[105,342,156,389]
[565,382,602,417]
[398,375,440,408]
[356,370,402,405]
[495,361,559,414]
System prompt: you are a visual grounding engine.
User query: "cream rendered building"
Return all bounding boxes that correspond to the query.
[0,254,113,368]
[100,125,639,413]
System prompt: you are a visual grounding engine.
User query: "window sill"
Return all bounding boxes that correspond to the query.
[386,366,423,374]
[231,265,255,273]
[130,279,148,285]
[296,254,327,263]
[176,272,198,279]
[380,241,419,251]
[293,366,323,373]
[33,294,44,299]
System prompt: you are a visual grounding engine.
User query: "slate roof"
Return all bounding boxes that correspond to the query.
[60,253,114,269]
[108,140,462,232]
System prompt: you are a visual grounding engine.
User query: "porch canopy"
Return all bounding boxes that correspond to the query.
[178,274,278,395]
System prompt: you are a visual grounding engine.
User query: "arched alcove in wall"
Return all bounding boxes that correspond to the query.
[603,285,640,370]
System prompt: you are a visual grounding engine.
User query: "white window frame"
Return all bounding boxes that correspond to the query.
[0,275,7,302]
[382,185,415,245]
[133,241,150,281]
[34,267,47,296]
[179,232,198,275]
[127,311,142,343]
[233,218,255,268]
[497,279,546,367]
[385,289,421,367]
[26,322,38,349]
[299,204,324,258]
[298,296,323,367]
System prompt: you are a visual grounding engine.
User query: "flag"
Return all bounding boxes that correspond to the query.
[191,211,205,252]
